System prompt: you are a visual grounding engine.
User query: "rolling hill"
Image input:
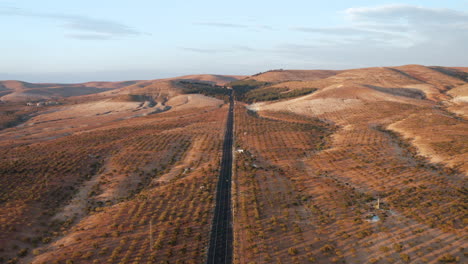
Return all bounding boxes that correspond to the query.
[0,74,244,103]
[0,66,466,264]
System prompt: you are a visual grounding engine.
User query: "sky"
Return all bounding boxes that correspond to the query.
[0,0,467,82]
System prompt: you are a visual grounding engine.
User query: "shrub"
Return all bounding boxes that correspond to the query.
[288,247,298,255]
[393,243,403,252]
[17,248,28,257]
[438,254,458,263]
[320,244,335,253]
[400,253,410,262]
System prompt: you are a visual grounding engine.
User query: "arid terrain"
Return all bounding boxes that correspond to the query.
[0,65,466,264]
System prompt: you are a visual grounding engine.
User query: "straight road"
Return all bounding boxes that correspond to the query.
[206,92,234,264]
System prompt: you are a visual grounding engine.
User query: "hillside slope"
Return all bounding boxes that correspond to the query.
[235,65,467,263]
[0,65,466,264]
[246,69,340,83]
[0,80,138,102]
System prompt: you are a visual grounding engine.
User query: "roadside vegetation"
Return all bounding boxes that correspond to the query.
[178,79,317,104]
[229,80,270,101]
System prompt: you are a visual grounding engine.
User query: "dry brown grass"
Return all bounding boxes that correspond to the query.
[234,100,466,263]
[0,93,227,263]
[238,64,467,264]
[0,65,466,263]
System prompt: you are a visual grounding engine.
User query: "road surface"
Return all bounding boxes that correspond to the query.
[206,92,234,264]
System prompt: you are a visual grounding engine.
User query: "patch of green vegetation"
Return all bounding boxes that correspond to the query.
[242,87,317,103]
[228,79,270,101]
[179,81,231,101]
[113,94,153,102]
[229,79,270,87]
[228,79,317,103]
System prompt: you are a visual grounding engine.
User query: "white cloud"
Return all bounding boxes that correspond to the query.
[285,4,468,67]
[294,5,467,46]
[194,21,275,31]
[194,22,249,28]
[0,6,144,39]
[179,47,230,53]
[345,4,468,24]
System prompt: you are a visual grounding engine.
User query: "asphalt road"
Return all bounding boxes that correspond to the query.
[206,92,234,264]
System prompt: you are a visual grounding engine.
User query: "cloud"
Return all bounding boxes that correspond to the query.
[194,21,275,31]
[180,45,260,54]
[258,25,275,31]
[66,34,115,40]
[60,16,142,36]
[0,6,144,39]
[195,22,248,28]
[179,47,230,53]
[293,27,412,48]
[234,45,258,52]
[345,4,468,24]
[277,5,468,67]
[293,5,468,48]
[293,26,406,40]
[0,6,21,15]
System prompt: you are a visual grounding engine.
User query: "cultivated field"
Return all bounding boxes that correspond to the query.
[0,76,232,263]
[0,66,466,264]
[239,66,467,263]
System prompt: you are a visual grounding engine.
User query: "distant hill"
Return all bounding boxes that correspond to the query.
[0,80,139,102]
[0,74,244,102]
[245,69,341,82]
[170,74,244,85]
